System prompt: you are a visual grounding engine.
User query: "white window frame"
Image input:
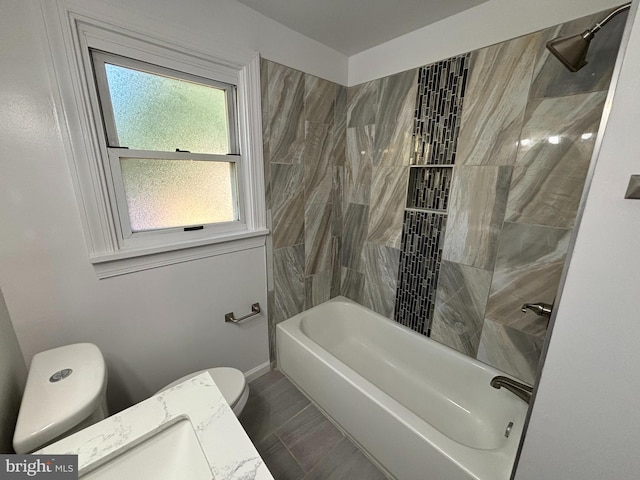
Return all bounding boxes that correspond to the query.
[92,50,244,247]
[41,2,267,278]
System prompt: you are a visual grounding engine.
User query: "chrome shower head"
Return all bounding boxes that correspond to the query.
[546,3,631,72]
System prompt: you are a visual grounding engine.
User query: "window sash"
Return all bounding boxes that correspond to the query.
[107,148,242,244]
[91,49,239,155]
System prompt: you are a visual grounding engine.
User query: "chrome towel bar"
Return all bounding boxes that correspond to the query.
[225,303,261,324]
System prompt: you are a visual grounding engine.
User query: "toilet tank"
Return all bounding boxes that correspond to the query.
[13,343,108,454]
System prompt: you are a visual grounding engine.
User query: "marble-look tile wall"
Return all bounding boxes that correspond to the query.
[340,69,418,318]
[431,8,625,383]
[336,8,624,384]
[261,60,345,361]
[261,7,625,381]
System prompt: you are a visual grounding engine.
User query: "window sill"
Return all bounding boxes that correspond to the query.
[90,228,269,279]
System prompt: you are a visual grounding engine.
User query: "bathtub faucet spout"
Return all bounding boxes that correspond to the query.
[521,302,553,317]
[490,376,533,404]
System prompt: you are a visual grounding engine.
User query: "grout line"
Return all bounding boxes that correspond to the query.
[254,384,345,477]
[273,430,307,477]
[274,402,313,438]
[245,379,312,444]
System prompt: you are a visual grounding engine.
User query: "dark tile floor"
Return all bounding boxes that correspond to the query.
[239,370,389,480]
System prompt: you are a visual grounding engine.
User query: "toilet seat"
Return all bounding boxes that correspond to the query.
[157,367,248,415]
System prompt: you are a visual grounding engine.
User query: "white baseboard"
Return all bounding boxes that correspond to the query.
[244,361,271,383]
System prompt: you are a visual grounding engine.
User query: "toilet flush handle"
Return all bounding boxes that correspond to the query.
[225,303,261,324]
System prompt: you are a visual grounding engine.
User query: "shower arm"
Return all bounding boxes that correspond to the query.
[583,3,631,39]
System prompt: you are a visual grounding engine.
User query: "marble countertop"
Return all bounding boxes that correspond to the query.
[39,372,274,480]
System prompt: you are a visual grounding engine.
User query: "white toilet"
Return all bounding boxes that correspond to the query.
[13,343,108,454]
[13,343,249,454]
[156,367,249,416]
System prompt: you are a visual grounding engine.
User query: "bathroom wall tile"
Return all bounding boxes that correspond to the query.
[485,222,571,335]
[271,163,304,248]
[261,60,272,209]
[362,242,401,319]
[305,74,336,125]
[277,405,344,473]
[271,163,304,222]
[530,24,570,91]
[443,166,512,270]
[332,85,347,168]
[267,289,276,364]
[374,69,418,166]
[254,434,305,480]
[305,272,332,309]
[268,62,305,164]
[345,126,374,205]
[267,236,275,368]
[263,149,272,208]
[341,203,369,272]
[430,261,493,357]
[456,33,541,166]
[347,80,378,127]
[305,203,333,275]
[332,167,344,237]
[273,220,304,251]
[273,245,305,324]
[266,210,274,290]
[260,58,271,146]
[412,55,471,166]
[341,267,364,304]
[305,437,388,480]
[476,318,544,384]
[330,237,342,298]
[367,166,410,249]
[265,60,344,369]
[395,211,447,335]
[505,91,606,228]
[304,121,334,205]
[530,9,627,99]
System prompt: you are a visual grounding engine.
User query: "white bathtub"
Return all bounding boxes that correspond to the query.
[276,296,527,480]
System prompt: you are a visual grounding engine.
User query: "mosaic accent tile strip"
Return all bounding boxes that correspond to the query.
[412,54,471,166]
[395,55,470,334]
[407,167,453,211]
[395,211,447,335]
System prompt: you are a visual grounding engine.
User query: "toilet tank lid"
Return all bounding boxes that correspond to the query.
[13,343,107,454]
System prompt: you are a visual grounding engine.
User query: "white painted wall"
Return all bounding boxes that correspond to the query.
[0,289,27,453]
[514,2,640,479]
[348,0,622,85]
[88,0,348,84]
[0,0,346,412]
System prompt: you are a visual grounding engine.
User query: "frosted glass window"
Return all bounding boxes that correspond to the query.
[104,63,231,154]
[120,158,236,232]
[91,51,243,236]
